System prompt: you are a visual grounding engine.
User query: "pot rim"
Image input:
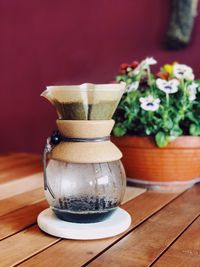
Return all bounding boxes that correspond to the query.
[111,135,200,148]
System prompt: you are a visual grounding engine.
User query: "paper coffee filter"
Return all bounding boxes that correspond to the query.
[87,90,123,104]
[42,86,87,103]
[41,83,126,120]
[41,83,126,104]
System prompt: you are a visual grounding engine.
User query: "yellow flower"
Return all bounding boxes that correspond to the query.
[163,64,173,75]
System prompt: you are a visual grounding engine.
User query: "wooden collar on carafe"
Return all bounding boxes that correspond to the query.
[49,120,122,163]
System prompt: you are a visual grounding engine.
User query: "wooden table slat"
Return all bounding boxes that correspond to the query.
[0,154,41,173]
[0,188,44,217]
[152,215,200,267]
[121,186,146,204]
[0,225,60,267]
[0,159,42,185]
[0,172,43,200]
[0,200,48,240]
[87,185,200,267]
[0,153,31,162]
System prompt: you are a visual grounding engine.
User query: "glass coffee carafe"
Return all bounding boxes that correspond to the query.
[42,83,126,223]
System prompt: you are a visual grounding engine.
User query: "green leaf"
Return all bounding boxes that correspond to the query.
[126,78,132,84]
[186,112,199,124]
[113,124,127,137]
[155,131,169,148]
[170,126,183,136]
[116,75,127,83]
[145,128,152,135]
[189,124,200,136]
[164,118,173,129]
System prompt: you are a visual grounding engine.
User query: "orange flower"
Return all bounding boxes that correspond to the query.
[156,72,169,80]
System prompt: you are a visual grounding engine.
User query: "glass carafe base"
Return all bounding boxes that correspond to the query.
[51,194,119,223]
[53,208,116,223]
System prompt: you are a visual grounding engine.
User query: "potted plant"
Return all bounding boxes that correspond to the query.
[112,57,200,189]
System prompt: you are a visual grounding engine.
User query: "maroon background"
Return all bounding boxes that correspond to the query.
[0,0,200,153]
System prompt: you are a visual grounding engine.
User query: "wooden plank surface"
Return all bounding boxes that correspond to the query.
[0,153,147,267]
[1,153,199,267]
[152,215,200,267]
[19,191,181,267]
[0,159,42,184]
[0,154,41,174]
[122,186,146,204]
[0,153,42,200]
[0,186,144,241]
[0,200,48,240]
[0,225,60,267]
[0,172,43,200]
[88,185,200,267]
[0,188,44,216]
[0,153,30,163]
[0,153,41,172]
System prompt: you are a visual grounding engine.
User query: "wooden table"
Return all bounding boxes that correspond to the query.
[1,153,200,267]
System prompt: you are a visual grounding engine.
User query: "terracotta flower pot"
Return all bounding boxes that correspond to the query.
[112,136,200,187]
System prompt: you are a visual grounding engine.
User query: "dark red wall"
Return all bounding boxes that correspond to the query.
[1,0,200,153]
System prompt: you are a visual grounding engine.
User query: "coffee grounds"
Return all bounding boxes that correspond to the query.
[53,196,118,223]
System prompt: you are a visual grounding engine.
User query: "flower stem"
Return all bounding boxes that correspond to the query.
[178,79,187,121]
[147,66,153,91]
[166,93,169,107]
[147,111,153,125]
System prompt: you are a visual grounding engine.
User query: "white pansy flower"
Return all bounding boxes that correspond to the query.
[126,81,139,92]
[185,72,194,81]
[143,57,157,66]
[139,95,160,111]
[132,57,157,75]
[187,82,198,101]
[173,64,194,80]
[156,78,179,94]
